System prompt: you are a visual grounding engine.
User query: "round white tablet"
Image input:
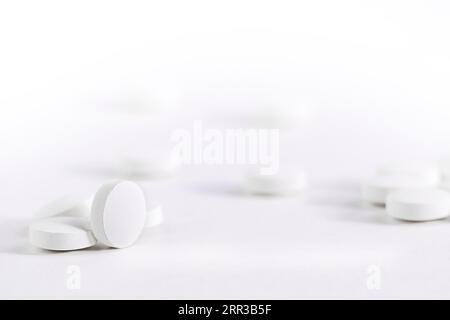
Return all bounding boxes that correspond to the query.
[33,197,90,221]
[377,162,441,185]
[29,217,96,251]
[146,202,164,228]
[120,153,179,179]
[440,158,450,179]
[386,189,450,222]
[440,181,450,192]
[243,168,308,196]
[250,104,311,129]
[91,180,147,249]
[362,175,434,205]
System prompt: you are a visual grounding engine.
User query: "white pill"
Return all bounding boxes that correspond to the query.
[251,103,311,129]
[386,189,450,221]
[29,217,96,251]
[440,181,450,192]
[244,168,308,196]
[362,175,434,205]
[121,154,179,179]
[440,159,450,181]
[33,197,90,221]
[91,180,147,249]
[146,202,164,228]
[377,162,441,185]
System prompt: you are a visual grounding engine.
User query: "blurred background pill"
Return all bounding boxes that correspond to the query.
[376,162,441,186]
[33,197,90,221]
[386,188,450,222]
[243,166,308,196]
[362,175,435,205]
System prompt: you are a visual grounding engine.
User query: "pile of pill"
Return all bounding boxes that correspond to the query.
[29,160,450,251]
[362,162,450,222]
[29,180,163,251]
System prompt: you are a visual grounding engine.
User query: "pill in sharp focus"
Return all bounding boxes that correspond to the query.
[29,217,96,251]
[91,180,147,249]
[377,162,441,185]
[146,202,164,228]
[33,197,90,221]
[243,168,308,196]
[386,188,450,222]
[362,175,435,205]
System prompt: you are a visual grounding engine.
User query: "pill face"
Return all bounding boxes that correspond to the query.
[377,162,441,185]
[91,180,147,249]
[362,175,435,205]
[244,168,308,196]
[33,197,90,221]
[29,217,96,251]
[386,189,450,222]
[146,202,164,228]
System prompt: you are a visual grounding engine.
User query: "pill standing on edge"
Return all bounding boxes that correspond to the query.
[362,175,435,205]
[377,162,441,185]
[243,168,308,196]
[91,180,147,249]
[29,217,96,251]
[386,189,450,222]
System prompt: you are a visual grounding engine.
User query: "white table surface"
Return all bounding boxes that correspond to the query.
[2,0,450,300]
[2,107,450,300]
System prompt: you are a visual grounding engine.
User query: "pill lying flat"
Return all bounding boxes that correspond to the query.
[439,158,450,181]
[33,197,90,221]
[386,189,450,222]
[120,154,179,179]
[244,168,308,196]
[29,217,96,251]
[362,175,434,205]
[250,103,311,129]
[440,181,450,192]
[91,180,147,249]
[146,202,164,228]
[35,195,161,229]
[377,162,441,185]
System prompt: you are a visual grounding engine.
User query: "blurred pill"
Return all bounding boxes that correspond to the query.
[440,181,450,192]
[386,188,450,222]
[377,162,441,185]
[120,153,180,179]
[362,175,435,205]
[33,197,90,221]
[439,158,450,182]
[243,167,308,196]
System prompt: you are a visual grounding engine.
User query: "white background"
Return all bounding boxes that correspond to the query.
[1,0,450,299]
